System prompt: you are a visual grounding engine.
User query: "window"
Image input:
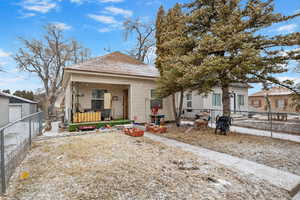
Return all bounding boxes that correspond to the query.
[212,93,221,106]
[186,93,192,108]
[237,95,245,106]
[91,89,107,110]
[252,100,261,107]
[275,99,285,109]
[150,89,163,109]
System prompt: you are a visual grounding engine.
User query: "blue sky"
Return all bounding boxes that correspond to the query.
[0,0,299,94]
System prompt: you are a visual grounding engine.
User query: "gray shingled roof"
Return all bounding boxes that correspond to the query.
[0,91,37,104]
[65,51,159,78]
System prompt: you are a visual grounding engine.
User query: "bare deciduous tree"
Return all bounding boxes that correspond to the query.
[14,24,90,129]
[123,18,155,63]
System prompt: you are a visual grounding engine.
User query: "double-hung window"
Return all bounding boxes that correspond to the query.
[237,95,245,106]
[275,99,285,109]
[212,93,221,106]
[91,89,107,110]
[150,89,163,109]
[186,92,192,108]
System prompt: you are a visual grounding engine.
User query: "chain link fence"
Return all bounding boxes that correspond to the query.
[182,109,300,135]
[0,112,43,194]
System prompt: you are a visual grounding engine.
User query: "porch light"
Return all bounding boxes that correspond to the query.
[112,96,118,101]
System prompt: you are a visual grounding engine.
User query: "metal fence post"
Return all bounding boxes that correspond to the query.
[29,118,32,147]
[0,130,6,194]
[270,112,273,138]
[39,112,42,135]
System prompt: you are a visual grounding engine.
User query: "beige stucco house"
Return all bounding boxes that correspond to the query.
[61,52,174,124]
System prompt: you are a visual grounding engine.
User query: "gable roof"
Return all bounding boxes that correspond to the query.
[65,51,159,78]
[250,86,293,97]
[0,91,37,104]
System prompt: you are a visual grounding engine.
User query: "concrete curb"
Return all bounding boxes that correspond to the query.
[145,132,300,197]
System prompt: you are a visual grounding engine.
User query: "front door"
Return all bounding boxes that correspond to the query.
[123,89,128,119]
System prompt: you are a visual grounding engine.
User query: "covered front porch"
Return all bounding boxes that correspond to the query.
[69,82,130,123]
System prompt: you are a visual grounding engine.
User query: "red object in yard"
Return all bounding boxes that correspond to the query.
[145,124,167,134]
[79,126,96,130]
[123,128,144,137]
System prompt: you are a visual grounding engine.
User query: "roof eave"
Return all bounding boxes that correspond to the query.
[64,68,159,80]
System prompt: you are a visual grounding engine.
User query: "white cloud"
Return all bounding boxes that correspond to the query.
[0,77,25,86]
[104,6,132,17]
[276,24,298,33]
[21,12,36,18]
[88,14,118,24]
[277,76,300,85]
[52,22,72,30]
[70,0,84,3]
[0,49,11,58]
[99,0,123,2]
[21,0,57,13]
[98,27,112,32]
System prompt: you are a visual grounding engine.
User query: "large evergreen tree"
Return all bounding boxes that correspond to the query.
[155,4,194,126]
[185,0,300,116]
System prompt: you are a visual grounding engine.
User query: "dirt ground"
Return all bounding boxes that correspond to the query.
[5,132,291,200]
[163,126,300,176]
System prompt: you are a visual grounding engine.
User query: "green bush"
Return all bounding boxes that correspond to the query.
[68,120,133,132]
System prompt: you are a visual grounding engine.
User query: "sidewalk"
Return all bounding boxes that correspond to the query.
[206,122,300,143]
[145,132,300,197]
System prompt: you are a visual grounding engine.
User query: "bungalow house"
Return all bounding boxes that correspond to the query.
[61,52,174,124]
[60,51,252,126]
[249,86,298,113]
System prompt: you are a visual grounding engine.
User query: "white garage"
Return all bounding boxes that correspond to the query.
[8,105,22,123]
[0,92,9,127]
[7,94,38,123]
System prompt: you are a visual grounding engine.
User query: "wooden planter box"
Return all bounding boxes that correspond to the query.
[124,128,144,137]
[146,125,167,134]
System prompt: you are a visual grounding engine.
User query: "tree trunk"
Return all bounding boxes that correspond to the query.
[44,96,52,132]
[172,90,184,127]
[221,84,231,117]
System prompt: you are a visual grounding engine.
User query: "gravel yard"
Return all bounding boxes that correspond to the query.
[5,132,291,200]
[163,126,300,176]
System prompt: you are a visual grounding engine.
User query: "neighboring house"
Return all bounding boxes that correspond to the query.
[61,52,174,124]
[0,92,38,123]
[181,83,250,118]
[249,86,298,113]
[0,92,9,127]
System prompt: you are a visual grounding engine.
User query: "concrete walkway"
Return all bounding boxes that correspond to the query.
[206,122,300,143]
[145,132,300,197]
[230,125,300,143]
[293,191,300,200]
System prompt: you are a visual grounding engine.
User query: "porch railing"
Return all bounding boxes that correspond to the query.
[73,112,101,123]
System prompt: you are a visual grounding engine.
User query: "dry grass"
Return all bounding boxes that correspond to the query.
[5,132,291,200]
[164,126,300,176]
